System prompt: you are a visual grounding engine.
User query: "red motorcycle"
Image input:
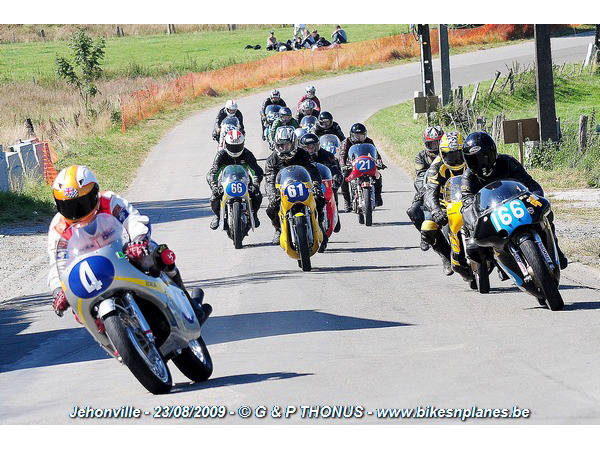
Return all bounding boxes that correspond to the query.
[345,143,380,226]
[315,163,340,241]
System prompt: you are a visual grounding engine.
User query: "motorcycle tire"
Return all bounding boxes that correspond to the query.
[103,311,172,395]
[474,261,490,294]
[519,239,564,311]
[232,201,243,249]
[363,187,372,226]
[172,336,213,383]
[294,214,312,272]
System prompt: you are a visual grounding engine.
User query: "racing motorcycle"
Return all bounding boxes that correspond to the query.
[216,116,241,151]
[319,134,341,157]
[56,213,213,394]
[218,164,256,249]
[275,165,323,271]
[345,143,379,226]
[443,176,491,293]
[315,163,340,241]
[263,105,281,141]
[470,180,563,310]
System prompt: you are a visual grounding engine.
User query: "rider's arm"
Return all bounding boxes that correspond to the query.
[313,97,321,111]
[47,214,65,292]
[244,150,264,185]
[333,123,346,141]
[414,151,428,192]
[105,192,150,241]
[423,160,443,213]
[264,155,278,199]
[269,119,280,142]
[260,99,268,119]
[207,151,224,191]
[506,155,544,197]
[236,111,245,134]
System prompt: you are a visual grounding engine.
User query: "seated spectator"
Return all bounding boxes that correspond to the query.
[293,36,304,50]
[301,29,316,48]
[266,31,278,51]
[331,25,347,44]
[311,29,320,42]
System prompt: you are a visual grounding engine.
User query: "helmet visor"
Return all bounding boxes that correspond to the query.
[55,184,99,221]
[351,132,366,142]
[441,150,464,169]
[319,119,332,128]
[305,143,318,154]
[425,140,440,152]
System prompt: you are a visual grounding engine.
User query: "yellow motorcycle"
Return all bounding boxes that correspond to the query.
[443,175,490,293]
[275,165,323,271]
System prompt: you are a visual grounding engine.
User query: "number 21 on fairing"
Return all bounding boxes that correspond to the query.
[490,199,529,231]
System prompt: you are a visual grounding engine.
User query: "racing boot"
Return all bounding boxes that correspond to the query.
[252,211,261,228]
[420,235,430,252]
[334,216,341,233]
[423,231,453,276]
[272,228,281,245]
[557,246,568,270]
[190,287,212,326]
[375,193,383,207]
[209,216,219,230]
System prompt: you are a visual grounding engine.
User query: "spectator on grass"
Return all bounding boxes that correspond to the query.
[331,25,347,44]
[301,29,316,48]
[266,31,278,51]
[311,29,320,42]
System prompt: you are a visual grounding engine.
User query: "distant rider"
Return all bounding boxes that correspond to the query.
[296,99,319,123]
[301,132,343,209]
[260,89,287,139]
[213,99,245,141]
[297,85,321,112]
[206,130,264,230]
[314,111,345,142]
[269,106,299,144]
[406,125,444,251]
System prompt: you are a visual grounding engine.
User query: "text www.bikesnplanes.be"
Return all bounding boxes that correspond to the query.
[68,404,531,421]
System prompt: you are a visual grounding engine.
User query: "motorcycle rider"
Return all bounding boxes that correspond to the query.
[314,111,345,142]
[269,106,299,144]
[422,131,466,276]
[297,85,321,112]
[264,127,327,246]
[339,123,386,211]
[260,89,287,140]
[296,99,319,123]
[206,130,264,230]
[460,131,568,270]
[48,165,209,327]
[406,126,444,251]
[213,99,245,141]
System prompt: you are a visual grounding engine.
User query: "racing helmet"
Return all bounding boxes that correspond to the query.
[225,99,238,116]
[270,89,281,101]
[350,123,367,143]
[463,131,498,178]
[439,131,465,171]
[299,132,320,156]
[274,126,298,160]
[424,125,444,154]
[318,111,333,129]
[300,99,316,115]
[279,106,292,123]
[224,129,245,158]
[52,165,100,223]
[305,85,316,98]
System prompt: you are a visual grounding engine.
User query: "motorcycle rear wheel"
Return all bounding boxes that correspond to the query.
[363,187,372,226]
[294,215,312,272]
[232,201,244,249]
[172,336,213,382]
[520,239,564,311]
[104,312,172,394]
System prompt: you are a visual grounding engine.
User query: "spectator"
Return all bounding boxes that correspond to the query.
[266,31,278,51]
[301,29,315,48]
[293,24,306,40]
[311,29,320,42]
[331,25,347,44]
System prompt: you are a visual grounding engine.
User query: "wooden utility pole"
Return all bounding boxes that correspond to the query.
[417,24,435,96]
[596,25,600,63]
[534,25,559,143]
[439,24,451,105]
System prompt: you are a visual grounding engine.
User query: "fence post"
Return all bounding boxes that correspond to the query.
[25,118,35,137]
[488,71,501,96]
[579,115,589,154]
[500,68,513,92]
[470,82,480,105]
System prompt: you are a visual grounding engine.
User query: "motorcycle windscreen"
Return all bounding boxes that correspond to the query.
[221,116,240,128]
[475,180,529,214]
[57,213,129,278]
[319,134,341,154]
[314,162,332,181]
[443,175,464,204]
[264,105,281,115]
[348,143,377,160]
[300,116,318,129]
[276,165,312,186]
[220,164,250,184]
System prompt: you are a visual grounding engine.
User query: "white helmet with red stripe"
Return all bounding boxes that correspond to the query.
[224,129,245,157]
[225,99,238,116]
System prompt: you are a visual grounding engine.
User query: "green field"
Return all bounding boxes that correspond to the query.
[0,24,410,83]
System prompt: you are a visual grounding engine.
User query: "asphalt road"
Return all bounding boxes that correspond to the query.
[2,33,599,424]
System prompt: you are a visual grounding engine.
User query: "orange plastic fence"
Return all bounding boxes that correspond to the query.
[40,141,58,184]
[120,24,573,132]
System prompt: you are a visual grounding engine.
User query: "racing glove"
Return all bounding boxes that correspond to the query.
[333,174,343,190]
[432,208,448,226]
[211,185,221,197]
[376,162,387,170]
[52,288,69,317]
[125,237,149,261]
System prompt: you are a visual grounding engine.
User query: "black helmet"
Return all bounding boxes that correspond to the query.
[463,131,498,178]
[299,132,319,155]
[318,111,333,129]
[279,106,292,123]
[350,123,367,143]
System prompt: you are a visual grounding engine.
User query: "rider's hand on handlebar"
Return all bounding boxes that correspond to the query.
[125,238,149,261]
[376,162,387,170]
[432,209,448,226]
[52,288,68,317]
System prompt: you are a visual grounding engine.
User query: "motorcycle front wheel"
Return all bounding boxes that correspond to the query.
[520,239,564,311]
[363,187,372,226]
[104,311,172,394]
[232,201,244,249]
[294,214,312,272]
[172,336,213,382]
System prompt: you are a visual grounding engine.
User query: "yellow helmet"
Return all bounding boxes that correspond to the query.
[52,165,99,223]
[439,131,465,171]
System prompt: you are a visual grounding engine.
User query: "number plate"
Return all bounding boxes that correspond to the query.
[284,182,309,202]
[225,181,247,197]
[68,255,115,299]
[490,199,532,234]
[354,157,373,173]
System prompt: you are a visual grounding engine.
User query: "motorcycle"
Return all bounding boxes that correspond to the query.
[319,134,341,157]
[300,115,318,133]
[216,116,241,151]
[263,105,281,142]
[470,180,563,310]
[56,213,213,394]
[443,176,491,293]
[218,165,256,249]
[315,163,340,240]
[345,143,379,226]
[275,165,323,271]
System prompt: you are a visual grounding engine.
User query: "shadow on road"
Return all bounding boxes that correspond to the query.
[202,309,412,346]
[133,197,212,224]
[326,246,416,254]
[372,221,412,227]
[313,264,434,273]
[172,371,313,393]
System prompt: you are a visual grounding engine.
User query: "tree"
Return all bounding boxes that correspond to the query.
[56,29,106,113]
